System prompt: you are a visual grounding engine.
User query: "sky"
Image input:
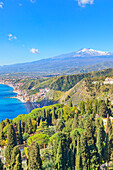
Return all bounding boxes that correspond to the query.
[0,0,113,65]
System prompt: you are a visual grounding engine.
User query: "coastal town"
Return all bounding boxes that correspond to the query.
[0,78,50,113]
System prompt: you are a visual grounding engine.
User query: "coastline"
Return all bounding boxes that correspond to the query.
[11,96,34,114]
[0,83,34,114]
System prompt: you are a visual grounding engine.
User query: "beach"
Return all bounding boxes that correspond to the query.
[0,83,35,114]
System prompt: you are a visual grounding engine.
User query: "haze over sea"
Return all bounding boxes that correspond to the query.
[0,84,27,120]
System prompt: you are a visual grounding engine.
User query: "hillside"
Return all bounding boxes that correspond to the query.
[19,68,113,95]
[66,61,113,74]
[58,78,113,106]
[16,68,113,106]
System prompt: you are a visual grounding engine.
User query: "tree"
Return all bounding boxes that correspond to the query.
[27,119,33,134]
[11,146,22,170]
[86,99,93,115]
[55,140,65,170]
[28,141,42,170]
[43,108,46,119]
[13,154,22,170]
[52,107,56,123]
[75,136,82,170]
[84,117,95,146]
[89,145,99,170]
[56,119,65,132]
[23,133,29,141]
[21,121,25,133]
[72,113,79,130]
[93,99,98,115]
[25,122,28,133]
[80,135,88,170]
[5,124,17,164]
[99,101,109,117]
[96,126,103,164]
[104,133,110,167]
[68,145,74,170]
[18,121,23,144]
[79,101,85,115]
[109,133,113,162]
[27,133,49,148]
[106,114,112,136]
[99,119,106,143]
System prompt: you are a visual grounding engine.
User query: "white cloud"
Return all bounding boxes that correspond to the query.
[76,0,94,7]
[0,2,4,8]
[8,34,17,41]
[30,0,36,3]
[18,3,22,6]
[30,48,40,54]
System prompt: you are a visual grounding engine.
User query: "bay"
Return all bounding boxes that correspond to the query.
[0,84,27,120]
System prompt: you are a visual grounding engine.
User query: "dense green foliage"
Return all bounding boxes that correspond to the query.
[1,74,113,169]
[28,141,42,170]
[5,124,17,164]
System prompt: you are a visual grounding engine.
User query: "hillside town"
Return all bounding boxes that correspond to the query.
[0,79,50,110]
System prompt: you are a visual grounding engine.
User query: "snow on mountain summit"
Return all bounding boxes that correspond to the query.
[75,48,112,57]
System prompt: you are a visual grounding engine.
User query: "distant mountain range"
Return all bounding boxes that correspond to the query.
[1,48,113,75]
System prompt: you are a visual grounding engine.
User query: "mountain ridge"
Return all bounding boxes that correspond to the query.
[0,48,113,74]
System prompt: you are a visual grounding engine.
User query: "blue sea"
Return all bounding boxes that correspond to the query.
[0,84,27,120]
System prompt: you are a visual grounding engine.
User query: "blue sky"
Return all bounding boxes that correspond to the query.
[0,0,113,65]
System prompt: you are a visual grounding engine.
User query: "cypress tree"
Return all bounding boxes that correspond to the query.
[94,118,100,139]
[79,101,85,115]
[99,119,106,143]
[72,113,79,130]
[75,136,82,170]
[55,140,65,170]
[56,119,65,132]
[84,117,95,146]
[89,145,99,170]
[11,146,22,170]
[69,144,74,170]
[86,99,93,115]
[93,99,98,115]
[21,121,25,133]
[99,101,108,117]
[109,133,113,162]
[13,154,22,170]
[5,124,17,164]
[96,126,103,164]
[27,119,33,134]
[104,133,110,167]
[106,114,112,136]
[28,141,42,170]
[52,107,56,123]
[18,121,23,144]
[43,108,46,119]
[25,122,28,133]
[80,135,88,170]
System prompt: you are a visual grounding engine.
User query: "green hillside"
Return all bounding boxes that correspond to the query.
[19,68,113,94]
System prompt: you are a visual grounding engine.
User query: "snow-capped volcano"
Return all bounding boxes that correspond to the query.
[74,48,113,57]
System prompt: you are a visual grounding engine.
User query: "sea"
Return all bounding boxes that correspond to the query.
[0,84,27,121]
